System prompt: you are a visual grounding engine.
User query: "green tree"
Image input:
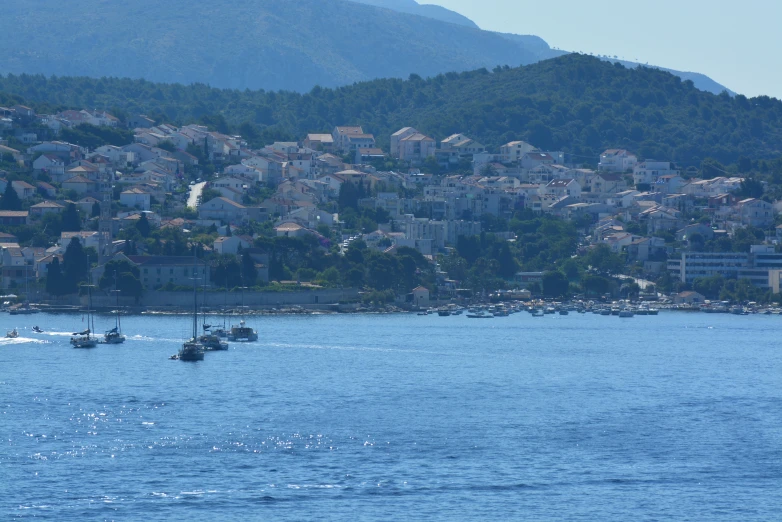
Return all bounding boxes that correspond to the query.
[0,183,21,211]
[338,181,359,211]
[542,270,569,298]
[61,203,81,232]
[99,259,143,299]
[45,257,65,295]
[135,212,151,237]
[62,237,89,293]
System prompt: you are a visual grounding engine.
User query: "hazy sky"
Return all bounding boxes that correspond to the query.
[426,0,781,99]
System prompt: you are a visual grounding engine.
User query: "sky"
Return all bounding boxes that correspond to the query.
[425,0,782,99]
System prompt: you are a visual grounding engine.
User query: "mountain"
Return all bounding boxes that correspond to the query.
[1,55,779,167]
[0,0,552,92]
[0,0,731,96]
[349,0,479,28]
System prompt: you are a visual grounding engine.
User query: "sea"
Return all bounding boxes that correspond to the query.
[1,311,780,521]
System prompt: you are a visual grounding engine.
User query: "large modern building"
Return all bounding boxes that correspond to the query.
[667,245,782,289]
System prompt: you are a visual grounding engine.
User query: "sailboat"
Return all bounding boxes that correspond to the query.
[212,287,228,338]
[71,283,97,349]
[9,268,39,315]
[198,281,228,351]
[228,285,257,342]
[103,287,126,344]
[175,249,205,362]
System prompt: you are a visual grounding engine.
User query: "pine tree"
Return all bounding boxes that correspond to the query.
[61,203,81,232]
[135,212,151,237]
[45,257,64,295]
[0,183,21,211]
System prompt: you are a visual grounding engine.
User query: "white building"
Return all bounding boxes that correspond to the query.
[599,149,638,172]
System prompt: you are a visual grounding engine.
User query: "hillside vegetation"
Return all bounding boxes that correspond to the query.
[1,55,779,167]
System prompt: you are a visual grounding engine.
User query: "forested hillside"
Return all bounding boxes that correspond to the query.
[0,0,549,92]
[2,55,780,166]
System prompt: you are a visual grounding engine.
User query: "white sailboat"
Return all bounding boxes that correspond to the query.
[102,286,126,344]
[199,281,228,351]
[71,283,97,349]
[175,249,205,362]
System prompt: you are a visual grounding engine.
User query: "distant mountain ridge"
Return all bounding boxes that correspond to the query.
[348,0,478,27]
[0,0,732,96]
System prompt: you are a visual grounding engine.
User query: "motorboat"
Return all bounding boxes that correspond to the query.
[467,311,494,319]
[6,328,19,338]
[228,319,258,342]
[199,331,229,351]
[32,326,43,333]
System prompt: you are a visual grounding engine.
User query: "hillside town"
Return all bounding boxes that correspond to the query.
[1,103,781,309]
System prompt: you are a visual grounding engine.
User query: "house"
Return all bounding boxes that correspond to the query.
[36,181,57,198]
[543,178,581,199]
[127,114,155,129]
[0,211,29,225]
[0,232,18,244]
[521,152,556,170]
[397,133,436,163]
[62,175,96,195]
[633,161,679,186]
[654,175,686,195]
[127,255,211,289]
[736,198,774,227]
[59,231,100,251]
[390,127,419,157]
[76,196,100,215]
[303,133,334,152]
[626,237,667,263]
[332,126,365,152]
[598,149,638,172]
[33,154,66,178]
[10,180,36,200]
[411,286,430,308]
[30,201,65,217]
[673,291,706,305]
[275,222,316,238]
[500,141,537,164]
[198,197,265,224]
[0,144,24,165]
[591,173,627,194]
[213,235,252,255]
[120,188,152,210]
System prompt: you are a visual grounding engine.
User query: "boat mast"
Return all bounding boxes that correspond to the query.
[192,246,198,340]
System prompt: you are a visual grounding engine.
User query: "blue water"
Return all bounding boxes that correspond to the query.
[1,311,781,520]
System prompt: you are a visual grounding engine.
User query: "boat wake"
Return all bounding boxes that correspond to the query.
[0,337,49,345]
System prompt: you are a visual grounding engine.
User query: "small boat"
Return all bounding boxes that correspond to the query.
[467,312,494,319]
[228,319,258,342]
[32,326,43,333]
[6,328,19,338]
